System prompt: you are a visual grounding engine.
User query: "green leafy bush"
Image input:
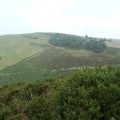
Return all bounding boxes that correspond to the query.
[0,66,120,120]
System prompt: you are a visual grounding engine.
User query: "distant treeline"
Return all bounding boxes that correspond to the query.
[49,34,107,53]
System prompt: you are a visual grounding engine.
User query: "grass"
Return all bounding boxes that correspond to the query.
[0,33,120,70]
[0,46,120,86]
[0,32,120,86]
[0,33,50,69]
[0,69,76,86]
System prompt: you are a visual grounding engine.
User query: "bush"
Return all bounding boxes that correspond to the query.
[0,66,120,119]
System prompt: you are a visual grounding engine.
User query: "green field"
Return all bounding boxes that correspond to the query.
[0,33,50,69]
[0,32,120,86]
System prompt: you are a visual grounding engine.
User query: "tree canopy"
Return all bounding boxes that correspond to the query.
[49,34,107,53]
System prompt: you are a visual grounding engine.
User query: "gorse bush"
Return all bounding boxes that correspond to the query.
[0,66,120,120]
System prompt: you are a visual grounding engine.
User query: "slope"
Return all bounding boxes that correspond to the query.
[0,33,120,86]
[0,33,51,70]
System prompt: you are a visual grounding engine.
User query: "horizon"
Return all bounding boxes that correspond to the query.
[0,31,120,40]
[0,0,120,39]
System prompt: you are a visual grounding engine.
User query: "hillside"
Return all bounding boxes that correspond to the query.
[0,66,120,120]
[0,32,120,86]
[0,33,51,70]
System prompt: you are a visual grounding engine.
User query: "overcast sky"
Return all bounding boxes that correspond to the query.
[0,0,120,38]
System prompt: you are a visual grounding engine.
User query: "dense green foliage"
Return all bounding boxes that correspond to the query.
[0,66,120,120]
[49,33,107,53]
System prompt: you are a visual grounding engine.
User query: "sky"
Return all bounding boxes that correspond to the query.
[0,0,120,38]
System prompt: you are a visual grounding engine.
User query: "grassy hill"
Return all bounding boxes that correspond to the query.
[0,66,120,120]
[0,33,51,70]
[0,32,120,86]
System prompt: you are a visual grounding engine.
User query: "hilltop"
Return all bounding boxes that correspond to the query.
[0,32,120,86]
